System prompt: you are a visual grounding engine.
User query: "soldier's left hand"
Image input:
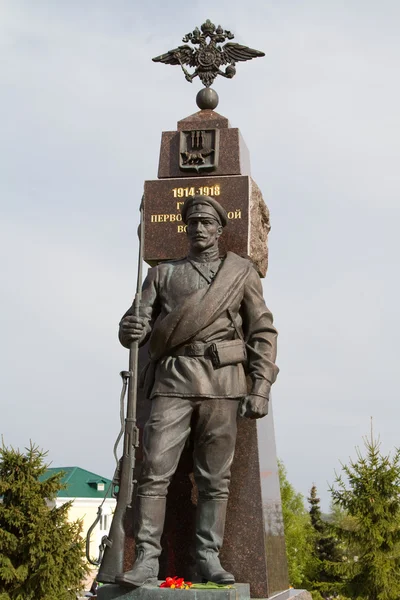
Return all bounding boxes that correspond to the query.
[239,395,269,419]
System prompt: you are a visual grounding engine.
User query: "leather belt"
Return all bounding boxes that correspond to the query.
[171,342,212,357]
[170,339,244,359]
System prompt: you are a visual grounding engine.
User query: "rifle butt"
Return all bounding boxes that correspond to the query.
[97,512,126,583]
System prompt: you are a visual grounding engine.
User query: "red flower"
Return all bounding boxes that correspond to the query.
[160,576,193,589]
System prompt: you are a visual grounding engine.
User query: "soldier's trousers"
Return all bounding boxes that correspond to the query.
[138,396,240,499]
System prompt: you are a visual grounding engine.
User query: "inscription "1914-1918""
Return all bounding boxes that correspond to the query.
[172,184,221,198]
[150,183,242,233]
[147,181,243,233]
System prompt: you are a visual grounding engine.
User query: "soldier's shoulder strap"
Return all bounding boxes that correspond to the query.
[149,252,251,360]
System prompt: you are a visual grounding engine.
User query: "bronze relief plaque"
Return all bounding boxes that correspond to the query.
[179,129,220,173]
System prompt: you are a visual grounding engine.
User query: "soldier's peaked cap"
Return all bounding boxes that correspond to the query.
[181,195,228,227]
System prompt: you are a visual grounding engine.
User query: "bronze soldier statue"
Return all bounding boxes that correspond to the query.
[115,195,278,588]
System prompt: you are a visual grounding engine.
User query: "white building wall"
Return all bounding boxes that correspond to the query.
[55,497,116,561]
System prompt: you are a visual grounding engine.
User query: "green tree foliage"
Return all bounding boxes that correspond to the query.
[278,460,315,588]
[330,432,400,600]
[328,502,360,565]
[308,485,343,598]
[0,442,89,600]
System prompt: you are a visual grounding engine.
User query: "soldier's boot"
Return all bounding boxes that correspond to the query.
[195,498,235,585]
[115,495,166,588]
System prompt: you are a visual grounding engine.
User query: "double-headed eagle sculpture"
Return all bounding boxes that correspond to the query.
[152,19,264,88]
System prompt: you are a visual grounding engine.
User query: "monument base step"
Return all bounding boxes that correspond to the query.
[97,582,250,600]
[269,590,312,600]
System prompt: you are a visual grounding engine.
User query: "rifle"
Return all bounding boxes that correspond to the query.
[96,198,145,583]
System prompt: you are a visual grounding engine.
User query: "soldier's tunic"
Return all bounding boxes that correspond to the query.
[120,250,278,499]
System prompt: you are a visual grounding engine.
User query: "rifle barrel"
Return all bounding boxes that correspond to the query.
[97,197,145,583]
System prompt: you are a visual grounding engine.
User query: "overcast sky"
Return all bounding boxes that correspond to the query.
[1,0,399,511]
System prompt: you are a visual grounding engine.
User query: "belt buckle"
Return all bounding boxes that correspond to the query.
[187,342,202,356]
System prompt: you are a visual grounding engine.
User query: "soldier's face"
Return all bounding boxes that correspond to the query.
[187,217,222,252]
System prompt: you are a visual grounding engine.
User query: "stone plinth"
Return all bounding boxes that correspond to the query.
[145,107,270,276]
[258,401,289,594]
[108,107,289,597]
[269,591,312,600]
[98,583,250,600]
[158,129,250,179]
[221,419,268,596]
[158,110,250,180]
[143,176,270,277]
[177,109,230,131]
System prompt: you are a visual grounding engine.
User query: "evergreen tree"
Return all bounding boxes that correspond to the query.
[330,431,400,600]
[308,485,342,598]
[278,461,316,588]
[328,502,360,565]
[0,442,89,600]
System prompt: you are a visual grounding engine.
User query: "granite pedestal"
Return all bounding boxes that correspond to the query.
[98,583,250,600]
[116,107,289,597]
[143,109,271,277]
[96,585,313,600]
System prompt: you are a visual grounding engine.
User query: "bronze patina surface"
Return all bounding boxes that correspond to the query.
[152,19,264,88]
[116,195,278,591]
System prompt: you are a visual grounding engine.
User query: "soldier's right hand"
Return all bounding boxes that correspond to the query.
[119,315,146,342]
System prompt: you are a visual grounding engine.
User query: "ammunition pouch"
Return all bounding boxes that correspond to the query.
[141,339,247,398]
[206,339,247,369]
[171,339,246,369]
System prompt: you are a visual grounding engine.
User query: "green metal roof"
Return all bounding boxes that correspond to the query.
[40,467,113,499]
